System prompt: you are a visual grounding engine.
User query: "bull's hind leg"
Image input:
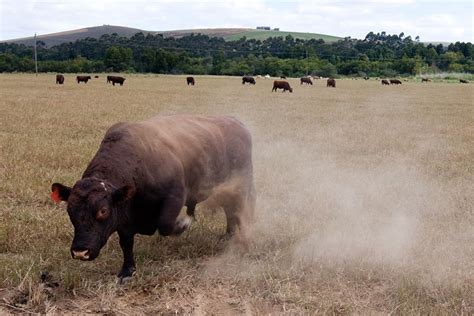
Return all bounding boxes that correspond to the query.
[221,179,256,240]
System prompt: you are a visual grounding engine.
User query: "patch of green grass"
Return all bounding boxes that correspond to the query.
[224,30,341,42]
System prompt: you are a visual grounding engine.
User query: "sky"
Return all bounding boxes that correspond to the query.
[0,0,472,42]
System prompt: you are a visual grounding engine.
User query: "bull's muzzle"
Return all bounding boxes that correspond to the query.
[71,249,90,260]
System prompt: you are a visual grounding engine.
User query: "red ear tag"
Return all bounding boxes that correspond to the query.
[51,191,61,204]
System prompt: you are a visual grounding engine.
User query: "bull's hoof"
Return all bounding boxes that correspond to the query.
[117,267,136,284]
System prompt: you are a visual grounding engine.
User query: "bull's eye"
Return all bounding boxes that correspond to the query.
[96,207,110,221]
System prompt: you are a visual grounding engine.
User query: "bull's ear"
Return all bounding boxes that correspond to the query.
[112,185,136,203]
[51,183,71,204]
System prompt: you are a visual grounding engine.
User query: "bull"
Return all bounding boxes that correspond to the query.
[77,76,91,84]
[272,80,293,93]
[56,74,65,85]
[51,115,256,280]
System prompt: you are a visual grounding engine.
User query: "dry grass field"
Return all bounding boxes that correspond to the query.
[0,74,473,314]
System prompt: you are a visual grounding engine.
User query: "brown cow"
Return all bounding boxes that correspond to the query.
[51,114,256,280]
[300,77,313,85]
[186,76,195,85]
[94,75,99,79]
[381,79,390,85]
[272,80,293,93]
[421,78,431,83]
[56,74,65,85]
[242,76,256,85]
[390,79,402,85]
[326,78,336,88]
[460,79,469,84]
[107,76,126,86]
[77,76,91,84]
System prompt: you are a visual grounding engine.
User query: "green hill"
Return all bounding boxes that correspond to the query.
[3,25,342,47]
[224,30,341,42]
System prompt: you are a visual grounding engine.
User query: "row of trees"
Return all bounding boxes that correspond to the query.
[0,31,472,76]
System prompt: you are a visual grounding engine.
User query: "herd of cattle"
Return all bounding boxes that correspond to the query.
[55,74,126,86]
[55,74,470,92]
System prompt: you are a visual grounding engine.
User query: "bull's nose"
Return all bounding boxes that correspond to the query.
[71,249,90,260]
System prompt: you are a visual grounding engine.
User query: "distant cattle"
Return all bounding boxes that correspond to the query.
[94,75,99,79]
[186,76,195,86]
[381,79,390,85]
[56,74,64,85]
[242,76,256,85]
[272,80,293,93]
[264,74,270,79]
[326,78,336,88]
[300,77,313,85]
[364,76,370,80]
[77,76,91,84]
[107,76,126,86]
[421,78,431,83]
[459,79,469,84]
[280,76,287,79]
[390,79,402,85]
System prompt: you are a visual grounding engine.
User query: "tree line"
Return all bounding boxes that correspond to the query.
[0,31,472,77]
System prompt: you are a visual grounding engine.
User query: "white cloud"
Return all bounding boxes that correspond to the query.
[0,0,472,42]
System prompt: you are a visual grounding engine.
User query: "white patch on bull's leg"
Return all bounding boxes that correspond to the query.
[173,215,193,235]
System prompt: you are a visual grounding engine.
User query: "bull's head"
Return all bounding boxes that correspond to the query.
[51,178,134,261]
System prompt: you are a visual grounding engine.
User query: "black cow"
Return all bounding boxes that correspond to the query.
[242,76,256,85]
[460,79,469,84]
[326,78,336,88]
[421,78,431,83]
[272,80,293,93]
[390,79,402,85]
[186,77,195,85]
[381,79,390,85]
[300,77,313,85]
[51,115,255,281]
[56,74,64,85]
[77,76,91,84]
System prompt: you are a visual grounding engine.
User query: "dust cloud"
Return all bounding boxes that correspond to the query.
[204,137,472,288]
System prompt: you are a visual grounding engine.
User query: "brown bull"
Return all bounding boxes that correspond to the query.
[186,76,195,85]
[272,80,293,93]
[51,115,255,280]
[77,75,91,84]
[326,78,336,87]
[56,74,64,85]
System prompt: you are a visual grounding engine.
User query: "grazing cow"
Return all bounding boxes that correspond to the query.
[280,76,287,79]
[381,79,390,85]
[107,76,126,86]
[242,76,256,85]
[421,78,431,83]
[56,74,65,85]
[326,78,336,88]
[460,79,469,84]
[51,115,256,280]
[300,77,313,85]
[364,76,370,80]
[94,75,99,79]
[77,76,91,84]
[390,79,402,85]
[186,76,195,86]
[264,74,270,79]
[272,80,293,93]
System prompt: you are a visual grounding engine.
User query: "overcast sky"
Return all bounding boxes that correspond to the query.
[0,0,472,42]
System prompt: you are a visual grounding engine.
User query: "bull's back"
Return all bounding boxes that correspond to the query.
[106,115,252,194]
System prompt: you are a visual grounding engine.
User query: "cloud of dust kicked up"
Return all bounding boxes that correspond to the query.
[203,137,472,288]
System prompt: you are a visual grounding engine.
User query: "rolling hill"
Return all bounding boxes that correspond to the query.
[3,25,342,47]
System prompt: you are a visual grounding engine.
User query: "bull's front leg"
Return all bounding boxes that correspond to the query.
[117,232,136,281]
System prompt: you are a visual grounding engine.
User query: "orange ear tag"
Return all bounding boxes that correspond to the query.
[51,191,61,204]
